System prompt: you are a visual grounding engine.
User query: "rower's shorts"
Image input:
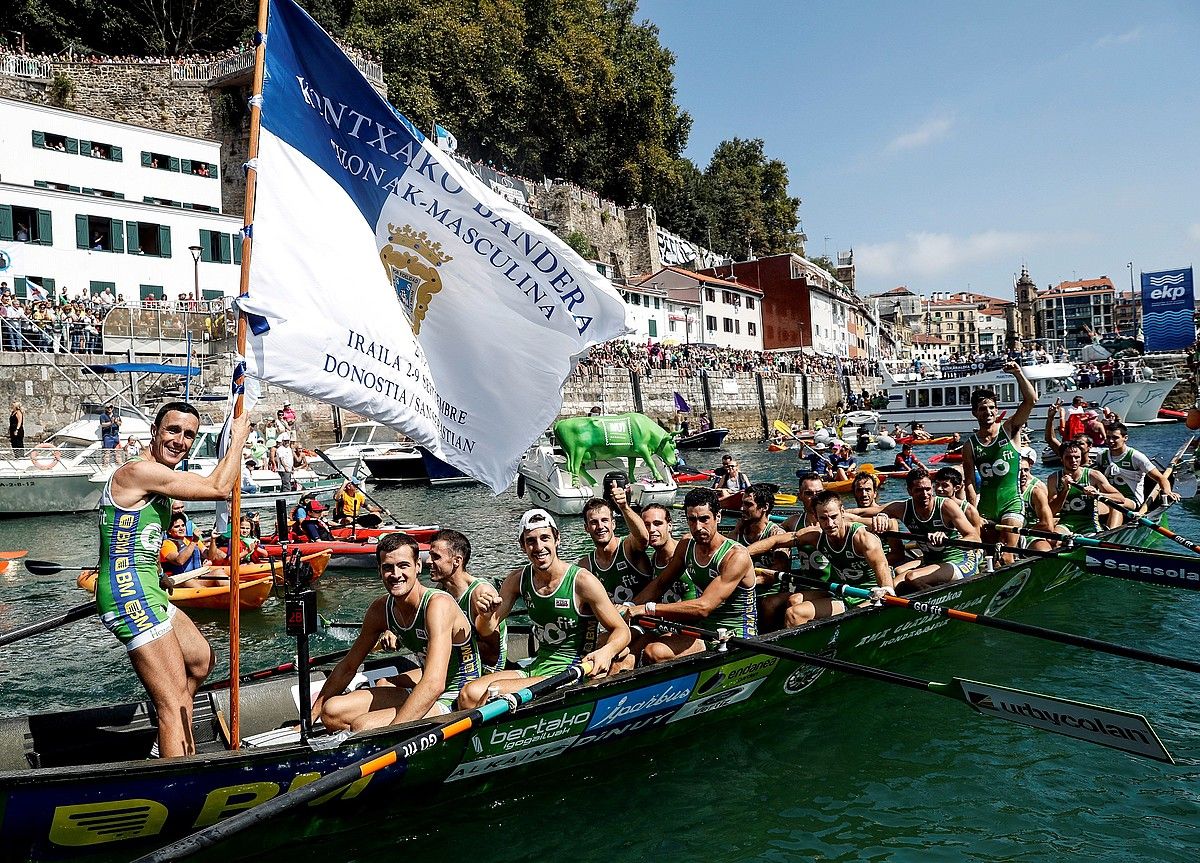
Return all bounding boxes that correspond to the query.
[993,504,1026,526]
[951,552,983,581]
[101,601,177,652]
[430,698,453,715]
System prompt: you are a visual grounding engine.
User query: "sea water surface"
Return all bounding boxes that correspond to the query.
[1,423,1197,862]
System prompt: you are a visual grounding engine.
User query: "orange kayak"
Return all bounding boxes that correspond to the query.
[76,569,274,610]
[207,550,332,584]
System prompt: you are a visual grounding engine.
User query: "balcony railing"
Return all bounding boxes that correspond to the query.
[170,50,384,88]
[0,53,52,79]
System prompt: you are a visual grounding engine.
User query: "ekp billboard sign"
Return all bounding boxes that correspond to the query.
[1141,267,1194,352]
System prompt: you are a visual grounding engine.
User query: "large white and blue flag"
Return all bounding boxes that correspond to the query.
[241,0,629,492]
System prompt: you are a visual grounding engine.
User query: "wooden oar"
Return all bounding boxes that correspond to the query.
[1067,478,1200,554]
[135,663,590,862]
[781,570,1200,676]
[634,615,1173,764]
[202,647,357,690]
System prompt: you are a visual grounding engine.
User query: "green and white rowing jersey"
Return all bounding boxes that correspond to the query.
[816,523,877,605]
[520,564,597,676]
[680,538,757,636]
[901,496,965,564]
[738,520,786,596]
[970,425,1023,521]
[1097,447,1153,506]
[1054,468,1101,533]
[1020,479,1040,525]
[650,546,696,605]
[386,587,481,707]
[589,542,652,605]
[458,578,507,674]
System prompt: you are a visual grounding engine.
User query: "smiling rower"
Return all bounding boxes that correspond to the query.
[314,533,481,732]
[95,401,250,758]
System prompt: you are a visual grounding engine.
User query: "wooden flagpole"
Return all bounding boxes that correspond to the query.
[226,0,271,749]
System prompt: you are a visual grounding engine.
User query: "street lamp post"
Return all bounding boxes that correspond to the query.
[189,245,202,302]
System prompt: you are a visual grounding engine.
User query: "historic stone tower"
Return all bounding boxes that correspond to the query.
[1015,264,1039,343]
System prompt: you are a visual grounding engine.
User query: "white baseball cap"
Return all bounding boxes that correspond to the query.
[518,508,557,536]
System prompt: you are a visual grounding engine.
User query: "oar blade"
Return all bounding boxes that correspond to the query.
[955,678,1174,764]
[22,559,66,576]
[1080,545,1200,591]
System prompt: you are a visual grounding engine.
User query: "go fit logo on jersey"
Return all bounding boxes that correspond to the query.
[977,459,1013,479]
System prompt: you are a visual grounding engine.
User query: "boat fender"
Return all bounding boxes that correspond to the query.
[31,444,61,469]
[876,434,896,450]
[516,473,526,498]
[1187,407,1200,430]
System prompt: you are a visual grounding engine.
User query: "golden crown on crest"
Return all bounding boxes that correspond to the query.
[386,225,452,266]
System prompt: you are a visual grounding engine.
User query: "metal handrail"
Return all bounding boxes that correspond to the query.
[0,54,52,79]
[169,50,384,87]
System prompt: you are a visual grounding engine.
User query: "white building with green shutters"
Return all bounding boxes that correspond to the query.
[0,96,243,303]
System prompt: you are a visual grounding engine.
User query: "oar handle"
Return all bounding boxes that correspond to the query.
[1068,478,1200,554]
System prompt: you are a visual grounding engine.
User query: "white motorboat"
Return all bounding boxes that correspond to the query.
[1125,375,1181,423]
[878,362,1150,435]
[0,403,153,517]
[318,422,413,478]
[515,439,678,516]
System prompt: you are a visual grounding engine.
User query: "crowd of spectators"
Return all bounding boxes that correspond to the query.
[0,284,228,354]
[574,339,880,381]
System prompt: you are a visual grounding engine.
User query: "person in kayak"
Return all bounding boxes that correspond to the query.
[458,509,629,707]
[95,401,250,758]
[205,514,268,566]
[893,442,926,472]
[427,529,507,674]
[159,513,205,578]
[314,533,481,731]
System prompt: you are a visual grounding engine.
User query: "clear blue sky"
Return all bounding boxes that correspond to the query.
[636,0,1200,301]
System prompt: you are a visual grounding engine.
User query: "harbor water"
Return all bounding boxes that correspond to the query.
[0,423,1197,862]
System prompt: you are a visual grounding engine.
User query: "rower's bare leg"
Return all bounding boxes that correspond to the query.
[170,610,215,697]
[990,515,1025,565]
[129,633,195,758]
[758,592,791,632]
[642,634,704,664]
[895,562,956,595]
[321,685,435,732]
[458,669,526,709]
[1100,502,1122,529]
[784,593,845,628]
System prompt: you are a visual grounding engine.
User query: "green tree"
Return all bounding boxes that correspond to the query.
[704,137,801,259]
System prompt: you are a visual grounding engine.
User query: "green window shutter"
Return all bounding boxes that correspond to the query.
[111,145,122,162]
[14,277,26,297]
[199,229,213,262]
[79,139,91,156]
[181,159,192,174]
[141,151,151,167]
[0,205,12,241]
[32,130,45,148]
[90,281,116,294]
[68,186,80,193]
[110,218,124,253]
[648,319,658,337]
[139,284,161,299]
[218,232,231,264]
[183,202,193,209]
[232,232,242,264]
[81,187,94,195]
[33,180,48,189]
[159,224,172,257]
[209,162,218,179]
[66,138,79,155]
[42,278,55,295]
[114,192,125,200]
[75,214,88,248]
[168,157,180,172]
[37,210,53,245]
[201,288,223,301]
[125,221,139,254]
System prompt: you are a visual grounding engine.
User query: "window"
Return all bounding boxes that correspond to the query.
[182,159,218,179]
[82,187,124,199]
[746,297,755,310]
[653,297,661,309]
[705,288,715,302]
[0,205,53,245]
[13,276,55,300]
[748,322,757,337]
[906,390,916,409]
[945,387,957,406]
[76,214,124,252]
[139,284,163,300]
[648,319,657,338]
[144,196,183,208]
[734,320,740,334]
[669,319,677,333]
[34,131,77,154]
[917,389,930,408]
[722,290,734,305]
[932,388,943,407]
[126,221,172,257]
[723,318,734,333]
[141,151,180,172]
[705,315,717,331]
[1001,384,1016,402]
[81,140,122,161]
[89,281,116,295]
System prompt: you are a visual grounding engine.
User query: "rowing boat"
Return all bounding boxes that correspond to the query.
[0,437,1188,859]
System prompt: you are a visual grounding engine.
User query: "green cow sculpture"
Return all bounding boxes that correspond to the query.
[553,412,679,487]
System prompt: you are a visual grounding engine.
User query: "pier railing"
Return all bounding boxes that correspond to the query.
[0,53,52,79]
[170,50,384,88]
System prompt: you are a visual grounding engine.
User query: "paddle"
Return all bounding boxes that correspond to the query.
[25,560,234,585]
[1066,479,1200,555]
[634,615,1173,764]
[0,601,94,648]
[135,663,590,862]
[780,570,1200,676]
[313,449,395,520]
